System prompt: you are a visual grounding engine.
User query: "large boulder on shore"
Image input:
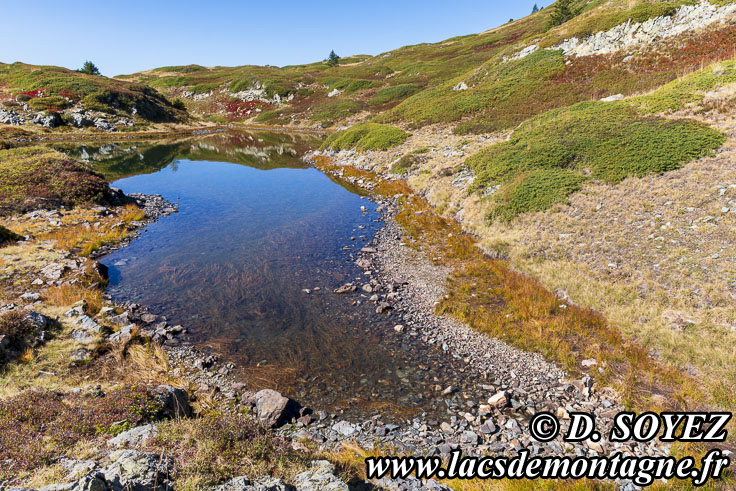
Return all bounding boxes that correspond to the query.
[252,389,291,428]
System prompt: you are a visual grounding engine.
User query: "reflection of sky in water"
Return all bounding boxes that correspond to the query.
[88,137,477,421]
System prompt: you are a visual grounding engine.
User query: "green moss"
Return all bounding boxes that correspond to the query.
[320,123,410,151]
[467,101,725,221]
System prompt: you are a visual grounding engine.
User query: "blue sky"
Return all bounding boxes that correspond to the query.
[1,1,541,76]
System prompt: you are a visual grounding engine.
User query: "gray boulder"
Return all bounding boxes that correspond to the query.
[293,460,349,491]
[76,315,104,333]
[24,311,49,331]
[32,112,62,128]
[0,108,24,125]
[253,389,290,428]
[108,424,158,448]
[70,112,92,128]
[100,449,173,490]
[93,118,116,131]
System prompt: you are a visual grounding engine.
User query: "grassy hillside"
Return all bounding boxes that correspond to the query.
[121,0,736,133]
[0,62,183,124]
[0,147,111,215]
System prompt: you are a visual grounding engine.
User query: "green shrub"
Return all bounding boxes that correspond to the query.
[27,96,71,111]
[321,123,410,151]
[0,225,21,245]
[171,98,187,110]
[370,84,423,105]
[323,77,380,94]
[391,150,427,174]
[468,101,725,221]
[491,169,585,222]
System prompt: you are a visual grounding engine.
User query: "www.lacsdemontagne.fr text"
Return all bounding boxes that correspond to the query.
[365,449,730,486]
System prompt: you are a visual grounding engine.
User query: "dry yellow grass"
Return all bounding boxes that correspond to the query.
[36,204,144,256]
[45,283,103,314]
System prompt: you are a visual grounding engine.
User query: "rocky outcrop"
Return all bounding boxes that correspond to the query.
[32,112,62,128]
[0,109,24,125]
[554,1,736,58]
[7,451,174,491]
[510,1,736,61]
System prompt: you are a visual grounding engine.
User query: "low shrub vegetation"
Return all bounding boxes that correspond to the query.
[0,147,110,215]
[370,83,423,105]
[309,99,363,124]
[390,150,427,175]
[0,386,164,479]
[0,62,179,121]
[320,123,410,151]
[467,101,725,221]
[0,225,21,245]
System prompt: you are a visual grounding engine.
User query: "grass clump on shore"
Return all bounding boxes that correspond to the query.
[320,123,410,151]
[147,413,309,488]
[0,147,110,215]
[467,101,725,221]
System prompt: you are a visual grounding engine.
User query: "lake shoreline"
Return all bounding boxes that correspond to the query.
[0,133,658,489]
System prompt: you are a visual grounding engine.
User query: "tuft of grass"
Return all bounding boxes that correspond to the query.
[45,284,104,316]
[320,123,410,151]
[40,205,144,257]
[146,413,308,487]
[467,101,725,221]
